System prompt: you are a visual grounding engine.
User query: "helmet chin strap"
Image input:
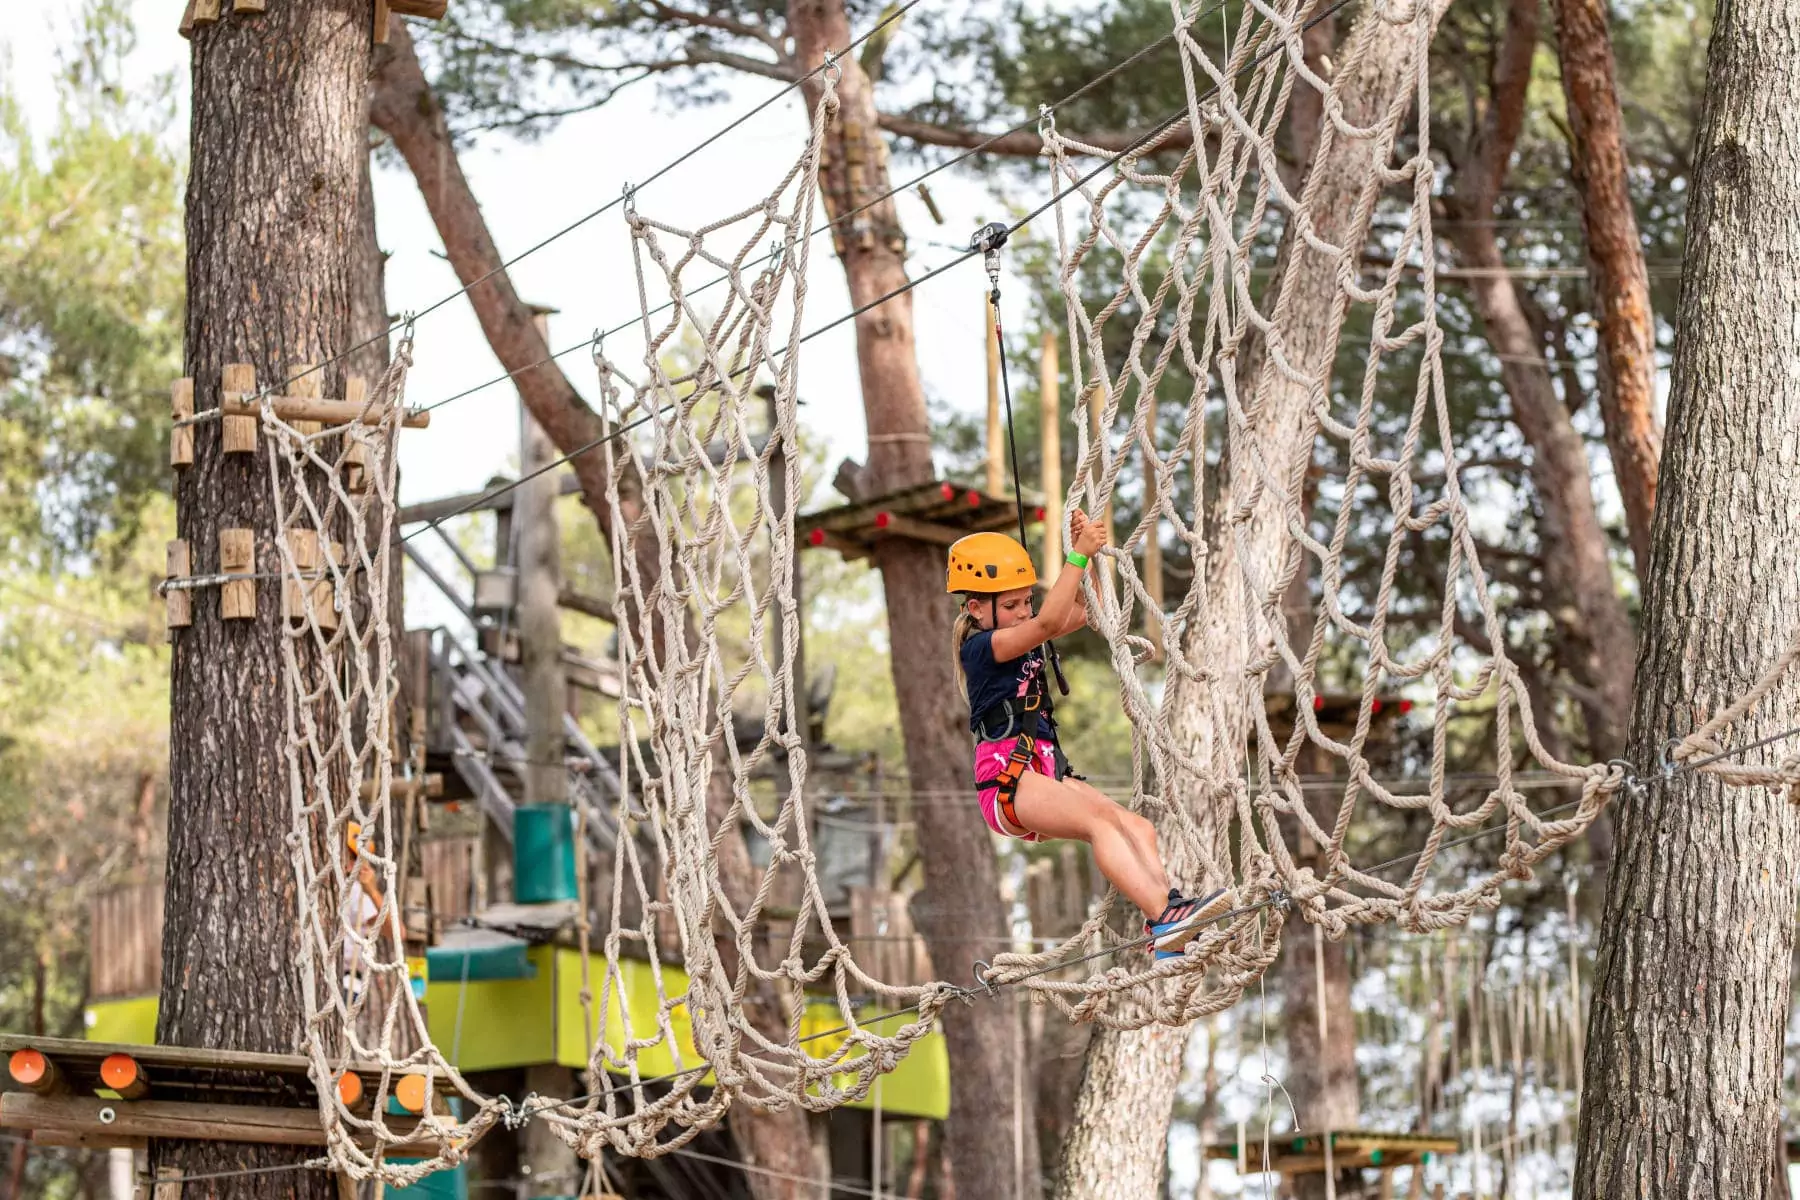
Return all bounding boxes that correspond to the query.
[991,595,999,630]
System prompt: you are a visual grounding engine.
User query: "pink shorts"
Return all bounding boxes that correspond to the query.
[972,737,1058,841]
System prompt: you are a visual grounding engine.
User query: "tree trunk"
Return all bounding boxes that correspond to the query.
[1572,4,1800,1194]
[1548,0,1662,578]
[1443,0,1636,765]
[518,402,567,809]
[1281,917,1358,1200]
[157,3,369,1197]
[1053,5,1441,1193]
[787,4,1038,1198]
[1446,221,1635,762]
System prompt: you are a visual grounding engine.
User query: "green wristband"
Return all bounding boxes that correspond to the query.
[1065,551,1090,569]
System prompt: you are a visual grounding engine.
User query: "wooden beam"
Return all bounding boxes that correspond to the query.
[170,378,195,468]
[374,0,392,43]
[870,512,965,546]
[0,1093,437,1156]
[221,391,430,430]
[31,1130,148,1152]
[359,774,444,801]
[387,0,448,16]
[220,363,258,454]
[397,472,580,526]
[557,586,615,624]
[801,528,870,561]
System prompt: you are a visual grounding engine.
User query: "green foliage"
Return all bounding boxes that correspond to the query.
[0,0,183,561]
[0,6,177,1161]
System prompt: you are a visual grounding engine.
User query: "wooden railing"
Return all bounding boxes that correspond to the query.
[89,879,165,1000]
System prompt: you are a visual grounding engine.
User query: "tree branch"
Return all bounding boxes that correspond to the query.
[875,111,1193,157]
[643,0,791,64]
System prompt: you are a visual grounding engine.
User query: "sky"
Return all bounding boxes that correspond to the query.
[1,0,1022,533]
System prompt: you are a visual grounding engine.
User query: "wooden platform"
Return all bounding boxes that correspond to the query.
[800,480,1038,559]
[1,1036,453,1155]
[1204,1130,1460,1175]
[0,1035,447,1105]
[1,1092,437,1156]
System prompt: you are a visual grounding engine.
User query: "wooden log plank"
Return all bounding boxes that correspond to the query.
[31,1130,148,1151]
[0,1035,451,1087]
[373,0,392,43]
[220,391,430,429]
[170,379,195,468]
[220,363,258,454]
[288,361,324,436]
[219,528,256,620]
[283,529,321,625]
[387,0,448,17]
[343,376,370,493]
[1,1093,437,1157]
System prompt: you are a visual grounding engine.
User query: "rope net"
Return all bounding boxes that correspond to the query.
[969,0,1620,1025]
[268,0,1800,1180]
[269,344,508,1183]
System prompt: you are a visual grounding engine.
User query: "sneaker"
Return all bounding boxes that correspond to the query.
[1144,887,1236,960]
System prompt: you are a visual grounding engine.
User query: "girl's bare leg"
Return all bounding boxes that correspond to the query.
[1007,771,1171,917]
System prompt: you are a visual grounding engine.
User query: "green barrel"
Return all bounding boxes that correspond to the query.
[513,803,578,903]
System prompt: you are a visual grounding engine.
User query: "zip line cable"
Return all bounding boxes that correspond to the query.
[235,0,922,409]
[397,0,1358,546]
[410,0,1243,419]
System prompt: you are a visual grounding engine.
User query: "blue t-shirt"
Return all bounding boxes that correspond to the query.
[960,630,1058,742]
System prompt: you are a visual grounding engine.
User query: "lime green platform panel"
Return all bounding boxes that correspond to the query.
[86,948,948,1121]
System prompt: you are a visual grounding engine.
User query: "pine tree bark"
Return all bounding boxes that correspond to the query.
[1053,6,1442,1193]
[1548,0,1662,578]
[1572,3,1800,1194]
[1443,0,1635,763]
[787,3,1039,1197]
[158,3,369,1196]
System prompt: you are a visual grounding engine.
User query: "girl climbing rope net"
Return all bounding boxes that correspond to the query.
[948,525,1233,959]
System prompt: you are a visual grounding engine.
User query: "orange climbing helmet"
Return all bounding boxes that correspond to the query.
[946,532,1037,594]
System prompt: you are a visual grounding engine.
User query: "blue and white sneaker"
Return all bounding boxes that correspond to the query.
[1145,887,1236,960]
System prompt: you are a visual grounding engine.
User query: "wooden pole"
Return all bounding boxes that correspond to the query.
[1142,390,1163,653]
[1039,330,1062,578]
[518,308,566,810]
[986,294,1004,497]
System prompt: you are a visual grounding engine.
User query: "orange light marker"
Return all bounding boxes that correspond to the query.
[395,1072,428,1114]
[99,1053,148,1099]
[337,1071,365,1109]
[9,1049,55,1094]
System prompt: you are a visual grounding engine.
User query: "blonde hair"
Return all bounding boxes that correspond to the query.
[951,604,982,696]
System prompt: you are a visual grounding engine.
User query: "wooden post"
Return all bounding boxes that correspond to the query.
[218,529,255,620]
[1142,389,1163,653]
[219,364,258,454]
[1086,386,1114,581]
[288,362,323,436]
[518,308,567,809]
[165,542,192,631]
[170,379,195,469]
[1039,331,1062,578]
[343,375,369,493]
[986,294,1004,497]
[283,530,320,625]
